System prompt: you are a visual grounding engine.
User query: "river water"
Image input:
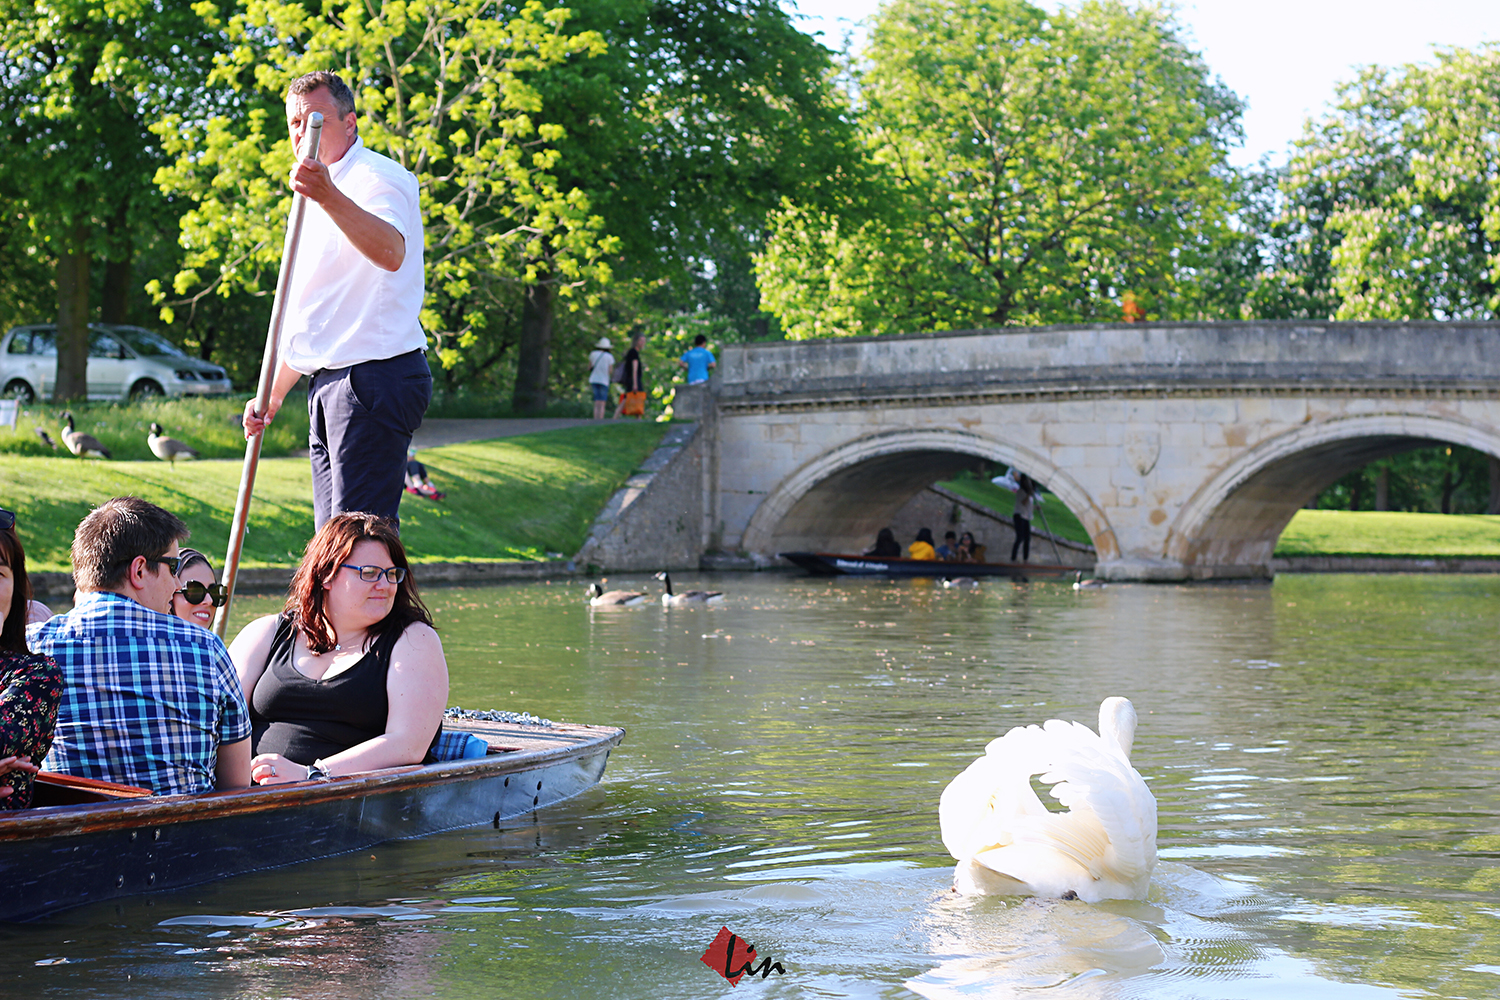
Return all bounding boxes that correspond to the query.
[5,572,1499,999]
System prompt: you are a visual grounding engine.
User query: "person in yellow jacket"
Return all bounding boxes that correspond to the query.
[908,528,937,561]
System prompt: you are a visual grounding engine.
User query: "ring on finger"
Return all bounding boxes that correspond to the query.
[270,765,277,777]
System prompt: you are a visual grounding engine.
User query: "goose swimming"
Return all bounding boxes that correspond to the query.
[655,571,724,606]
[586,583,647,606]
[939,697,1156,902]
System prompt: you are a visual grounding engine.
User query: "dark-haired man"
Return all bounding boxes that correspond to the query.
[28,497,250,795]
[241,70,431,529]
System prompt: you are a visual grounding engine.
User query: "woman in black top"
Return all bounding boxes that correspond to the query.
[229,513,449,784]
[613,332,647,418]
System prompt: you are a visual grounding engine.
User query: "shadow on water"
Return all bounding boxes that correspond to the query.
[3,573,1499,999]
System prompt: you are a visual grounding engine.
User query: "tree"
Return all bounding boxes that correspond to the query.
[0,0,223,399]
[1278,46,1500,321]
[500,0,860,409]
[754,0,1245,338]
[152,0,617,401]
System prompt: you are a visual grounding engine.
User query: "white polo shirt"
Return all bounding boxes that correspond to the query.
[281,137,426,374]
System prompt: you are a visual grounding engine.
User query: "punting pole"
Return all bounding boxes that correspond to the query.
[212,112,323,639]
[1032,489,1065,567]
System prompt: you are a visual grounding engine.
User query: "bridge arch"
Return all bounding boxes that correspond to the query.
[1163,413,1500,576]
[740,427,1118,558]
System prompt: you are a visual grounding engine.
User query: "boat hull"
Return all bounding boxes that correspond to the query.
[779,552,1080,579]
[0,719,622,922]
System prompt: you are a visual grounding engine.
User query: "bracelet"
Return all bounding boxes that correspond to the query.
[307,759,333,780]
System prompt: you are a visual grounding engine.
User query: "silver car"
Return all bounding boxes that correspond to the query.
[0,323,232,402]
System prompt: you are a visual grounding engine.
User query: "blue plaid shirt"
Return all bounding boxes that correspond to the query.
[28,591,251,796]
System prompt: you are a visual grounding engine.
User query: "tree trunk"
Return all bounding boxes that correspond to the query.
[1488,456,1500,514]
[511,281,555,415]
[101,258,130,324]
[54,223,91,402]
[1374,467,1389,511]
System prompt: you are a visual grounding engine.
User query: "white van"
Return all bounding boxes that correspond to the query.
[0,324,232,402]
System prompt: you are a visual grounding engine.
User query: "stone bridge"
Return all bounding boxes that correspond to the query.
[672,321,1500,581]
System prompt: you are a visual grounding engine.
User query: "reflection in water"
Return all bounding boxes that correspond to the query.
[3,574,1499,999]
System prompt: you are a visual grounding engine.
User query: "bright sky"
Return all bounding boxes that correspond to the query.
[783,0,1500,167]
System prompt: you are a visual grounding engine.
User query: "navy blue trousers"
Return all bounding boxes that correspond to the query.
[308,350,432,529]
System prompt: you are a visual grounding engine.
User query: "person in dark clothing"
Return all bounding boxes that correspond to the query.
[1011,474,1036,562]
[614,333,647,419]
[229,513,448,784]
[865,527,901,557]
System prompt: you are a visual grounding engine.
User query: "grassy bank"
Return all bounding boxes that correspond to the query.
[1275,509,1500,558]
[4,422,670,573]
[0,396,312,461]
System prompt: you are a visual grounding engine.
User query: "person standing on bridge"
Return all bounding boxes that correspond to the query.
[241,71,432,529]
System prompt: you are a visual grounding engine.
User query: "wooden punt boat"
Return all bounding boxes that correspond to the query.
[780,551,1086,581]
[0,717,623,922]
[778,551,1081,579]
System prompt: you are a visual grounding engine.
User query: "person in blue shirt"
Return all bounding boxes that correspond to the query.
[678,335,716,384]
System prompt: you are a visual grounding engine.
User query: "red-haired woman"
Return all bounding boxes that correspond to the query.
[229,513,449,784]
[0,507,63,808]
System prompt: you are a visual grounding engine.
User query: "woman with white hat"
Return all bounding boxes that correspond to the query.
[588,336,615,420]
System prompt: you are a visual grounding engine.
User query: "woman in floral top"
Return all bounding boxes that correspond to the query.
[0,507,62,808]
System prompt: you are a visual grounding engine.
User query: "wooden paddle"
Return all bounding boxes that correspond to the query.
[212,112,324,639]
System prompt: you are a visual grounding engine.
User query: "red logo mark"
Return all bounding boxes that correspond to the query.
[701,925,786,985]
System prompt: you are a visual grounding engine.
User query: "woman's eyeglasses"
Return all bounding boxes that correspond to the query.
[174,581,227,607]
[341,563,407,584]
[0,508,15,532]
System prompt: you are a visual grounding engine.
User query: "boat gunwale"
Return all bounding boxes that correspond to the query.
[0,721,624,841]
[780,551,1080,576]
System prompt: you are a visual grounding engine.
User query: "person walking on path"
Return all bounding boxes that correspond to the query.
[678,334,716,384]
[241,70,432,529]
[588,337,614,420]
[614,333,647,419]
[1011,474,1036,563]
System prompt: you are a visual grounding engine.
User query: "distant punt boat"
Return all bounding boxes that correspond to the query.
[778,552,1082,579]
[0,717,623,922]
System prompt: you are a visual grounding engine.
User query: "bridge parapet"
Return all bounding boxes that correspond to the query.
[717,321,1500,410]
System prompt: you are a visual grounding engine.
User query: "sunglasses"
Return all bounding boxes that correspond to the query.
[341,563,407,584]
[145,554,183,575]
[0,509,14,532]
[174,581,227,607]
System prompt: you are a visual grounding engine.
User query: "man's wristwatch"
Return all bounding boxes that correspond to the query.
[306,759,334,780]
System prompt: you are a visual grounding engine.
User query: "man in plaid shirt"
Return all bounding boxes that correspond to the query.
[29,497,250,795]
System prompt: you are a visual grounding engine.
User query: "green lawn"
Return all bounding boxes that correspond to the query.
[1275,509,1500,558]
[3,422,670,573]
[937,476,1094,546]
[0,395,311,461]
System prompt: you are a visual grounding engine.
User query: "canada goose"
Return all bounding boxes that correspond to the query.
[942,577,979,589]
[148,423,200,467]
[34,427,56,450]
[1072,571,1105,590]
[655,571,723,606]
[939,697,1156,902]
[59,412,111,459]
[586,583,647,606]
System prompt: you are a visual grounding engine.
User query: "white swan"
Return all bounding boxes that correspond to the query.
[938,697,1156,902]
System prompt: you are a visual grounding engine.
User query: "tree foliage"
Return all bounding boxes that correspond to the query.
[1276,45,1500,321]
[0,0,224,397]
[755,0,1245,338]
[152,0,617,380]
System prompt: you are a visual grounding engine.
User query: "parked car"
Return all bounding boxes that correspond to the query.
[0,324,232,402]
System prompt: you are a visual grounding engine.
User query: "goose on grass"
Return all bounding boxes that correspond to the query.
[59,412,111,459]
[654,571,724,606]
[148,423,201,467]
[939,697,1157,902]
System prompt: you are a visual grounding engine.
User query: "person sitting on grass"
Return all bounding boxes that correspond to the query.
[29,497,251,795]
[0,506,62,809]
[230,512,449,784]
[404,447,446,501]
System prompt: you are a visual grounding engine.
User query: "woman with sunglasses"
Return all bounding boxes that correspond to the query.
[170,548,226,630]
[228,512,448,785]
[0,507,63,808]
